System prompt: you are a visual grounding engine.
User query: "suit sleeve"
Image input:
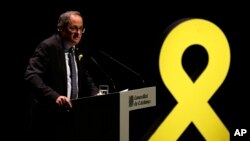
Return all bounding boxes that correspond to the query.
[24,43,60,105]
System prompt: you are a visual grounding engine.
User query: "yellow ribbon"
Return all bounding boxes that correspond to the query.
[150,18,230,141]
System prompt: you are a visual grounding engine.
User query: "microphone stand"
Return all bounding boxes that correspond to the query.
[98,49,146,88]
[89,56,117,92]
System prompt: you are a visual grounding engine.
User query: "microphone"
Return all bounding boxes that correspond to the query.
[89,56,117,92]
[98,49,146,88]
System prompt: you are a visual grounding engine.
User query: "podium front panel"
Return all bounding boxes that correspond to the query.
[71,93,120,141]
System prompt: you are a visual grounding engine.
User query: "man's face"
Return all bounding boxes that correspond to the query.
[62,14,84,46]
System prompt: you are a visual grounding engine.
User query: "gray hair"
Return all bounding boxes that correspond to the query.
[57,11,82,31]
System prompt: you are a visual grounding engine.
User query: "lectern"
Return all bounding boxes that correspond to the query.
[71,86,156,141]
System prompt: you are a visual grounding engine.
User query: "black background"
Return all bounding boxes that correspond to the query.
[3,1,249,140]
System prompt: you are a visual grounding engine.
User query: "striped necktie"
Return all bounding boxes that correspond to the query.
[68,47,78,99]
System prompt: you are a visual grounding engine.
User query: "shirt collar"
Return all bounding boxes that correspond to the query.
[64,44,75,52]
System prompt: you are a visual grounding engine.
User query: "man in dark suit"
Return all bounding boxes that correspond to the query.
[24,10,99,141]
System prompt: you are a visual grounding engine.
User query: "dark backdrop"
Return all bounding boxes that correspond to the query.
[3,1,249,140]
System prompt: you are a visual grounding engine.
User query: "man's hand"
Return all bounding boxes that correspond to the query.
[56,96,72,109]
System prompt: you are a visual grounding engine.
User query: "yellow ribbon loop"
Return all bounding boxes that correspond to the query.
[150,18,230,141]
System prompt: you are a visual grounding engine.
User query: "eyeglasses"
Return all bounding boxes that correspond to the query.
[68,26,85,34]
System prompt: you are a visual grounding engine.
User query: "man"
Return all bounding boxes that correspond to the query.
[24,10,99,141]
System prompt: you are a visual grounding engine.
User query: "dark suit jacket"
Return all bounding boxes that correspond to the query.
[24,33,99,106]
